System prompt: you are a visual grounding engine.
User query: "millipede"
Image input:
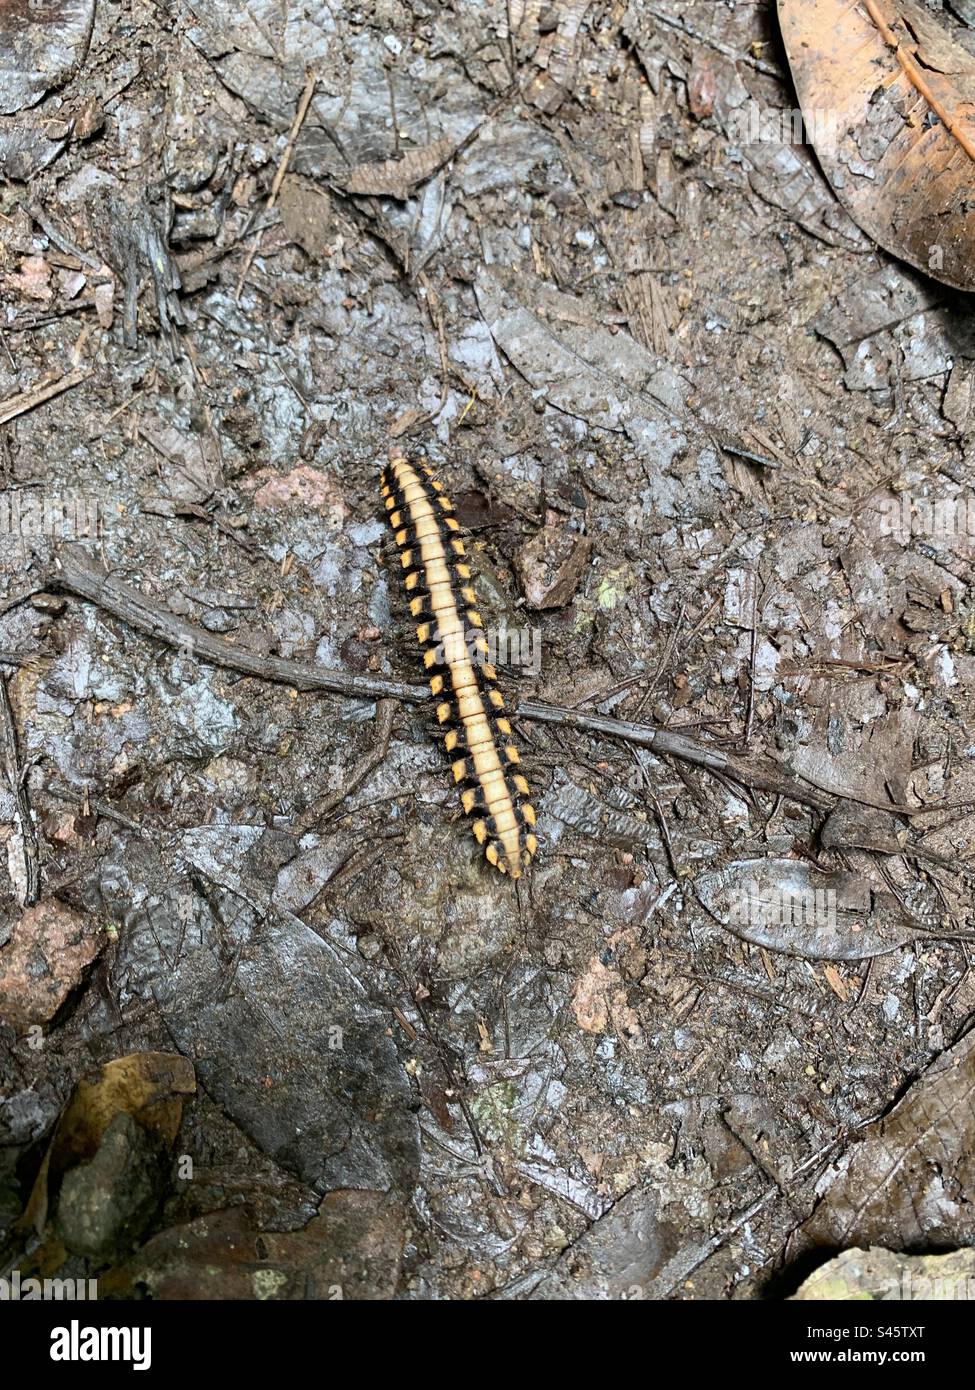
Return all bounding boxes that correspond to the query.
[380,453,538,879]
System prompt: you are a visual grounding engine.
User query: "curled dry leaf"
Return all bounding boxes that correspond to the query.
[694,857,916,960]
[18,1052,196,1242]
[778,0,975,291]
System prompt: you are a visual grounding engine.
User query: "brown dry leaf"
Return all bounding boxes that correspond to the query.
[250,464,350,525]
[514,512,591,609]
[19,1052,196,1241]
[791,1026,975,1255]
[93,279,114,329]
[823,963,850,1002]
[778,0,975,290]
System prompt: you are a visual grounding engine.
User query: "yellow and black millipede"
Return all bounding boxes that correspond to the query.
[380,454,538,880]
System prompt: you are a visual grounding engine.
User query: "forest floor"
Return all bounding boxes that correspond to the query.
[1,0,974,1300]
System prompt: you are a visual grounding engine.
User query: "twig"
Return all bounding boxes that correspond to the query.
[52,547,426,703]
[42,782,145,834]
[235,68,318,302]
[643,5,782,77]
[28,203,105,272]
[417,269,451,417]
[744,569,759,749]
[0,367,90,427]
[0,586,45,618]
[0,674,40,905]
[516,700,926,818]
[51,548,936,822]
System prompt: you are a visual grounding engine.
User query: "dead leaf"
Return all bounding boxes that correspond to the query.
[571,957,642,1041]
[475,264,687,453]
[695,857,917,960]
[251,464,349,525]
[0,0,96,117]
[98,1191,405,1300]
[9,1052,195,1277]
[791,1026,975,1254]
[93,279,114,329]
[138,421,221,506]
[515,513,591,609]
[823,963,850,1002]
[339,136,461,200]
[778,0,975,290]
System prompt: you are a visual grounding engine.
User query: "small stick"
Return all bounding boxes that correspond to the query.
[53,547,426,703]
[51,548,936,822]
[235,68,318,302]
[295,697,398,832]
[28,203,105,272]
[0,366,89,427]
[743,569,760,749]
[0,674,40,905]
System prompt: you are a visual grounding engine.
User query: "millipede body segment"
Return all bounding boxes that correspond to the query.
[380,454,537,879]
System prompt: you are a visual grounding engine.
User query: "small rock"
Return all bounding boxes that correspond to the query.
[0,899,101,1030]
[55,1111,170,1262]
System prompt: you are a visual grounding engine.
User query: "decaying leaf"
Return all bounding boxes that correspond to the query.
[19,1052,196,1241]
[515,513,591,609]
[695,857,916,960]
[571,956,641,1040]
[98,1191,406,1300]
[791,1026,975,1254]
[0,0,96,117]
[778,0,975,291]
[339,135,464,200]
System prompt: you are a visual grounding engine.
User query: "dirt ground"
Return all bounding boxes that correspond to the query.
[1,0,974,1300]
